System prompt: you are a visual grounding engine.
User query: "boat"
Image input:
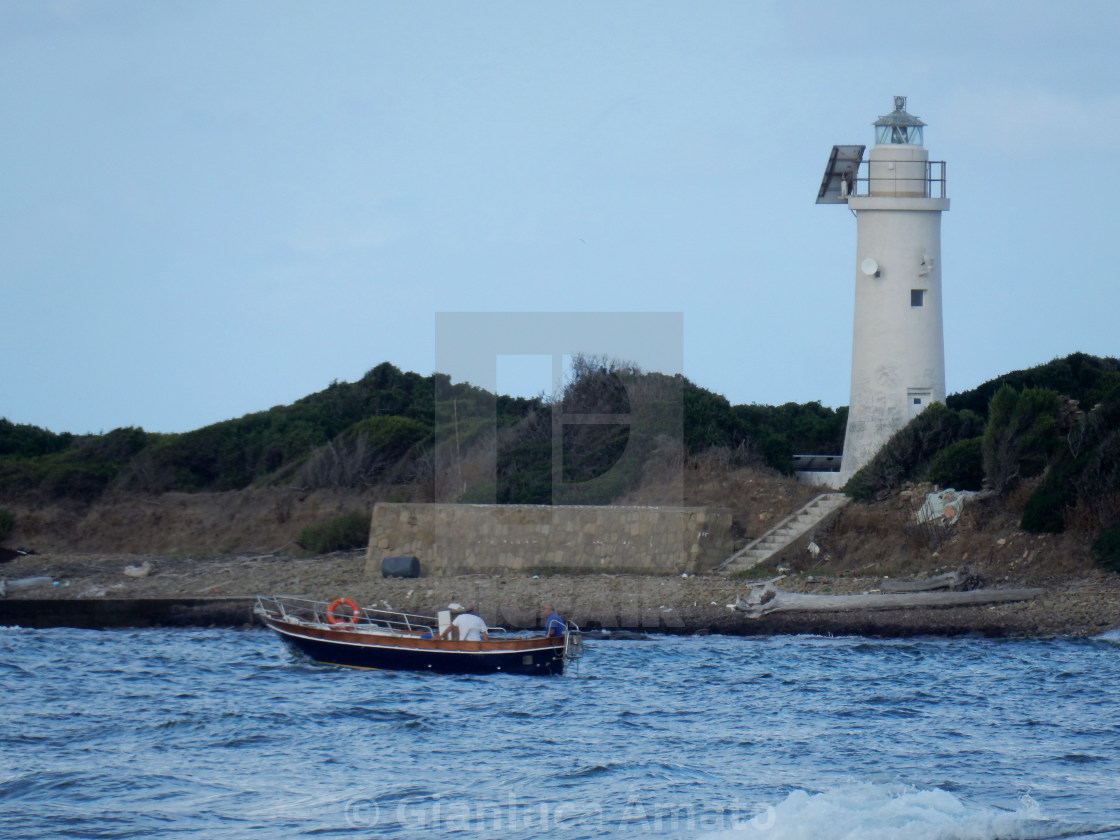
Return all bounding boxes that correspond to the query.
[254,595,584,676]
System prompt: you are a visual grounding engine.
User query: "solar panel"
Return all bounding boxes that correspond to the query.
[816,144,865,204]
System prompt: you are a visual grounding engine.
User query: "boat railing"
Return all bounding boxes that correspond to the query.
[563,621,585,664]
[254,595,438,635]
[357,604,440,635]
[559,622,584,676]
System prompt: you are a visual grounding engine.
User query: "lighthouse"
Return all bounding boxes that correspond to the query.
[817,96,950,486]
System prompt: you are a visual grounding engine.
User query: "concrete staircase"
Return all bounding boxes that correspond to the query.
[716,493,851,576]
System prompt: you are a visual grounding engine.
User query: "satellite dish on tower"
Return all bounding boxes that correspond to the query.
[860,258,880,277]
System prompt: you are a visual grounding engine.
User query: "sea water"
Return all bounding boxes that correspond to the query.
[2,627,1120,839]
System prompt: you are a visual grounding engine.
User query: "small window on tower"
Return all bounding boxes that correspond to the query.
[908,389,932,419]
[911,289,926,307]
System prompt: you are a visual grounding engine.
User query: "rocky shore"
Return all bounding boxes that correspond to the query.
[4,550,1120,638]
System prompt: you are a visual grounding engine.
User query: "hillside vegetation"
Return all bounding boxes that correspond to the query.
[843,353,1120,568]
[0,359,845,505]
[2,353,1119,570]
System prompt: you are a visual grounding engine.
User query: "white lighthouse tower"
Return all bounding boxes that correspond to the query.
[817,96,950,486]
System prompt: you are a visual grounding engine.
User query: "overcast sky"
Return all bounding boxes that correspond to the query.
[3,0,1118,434]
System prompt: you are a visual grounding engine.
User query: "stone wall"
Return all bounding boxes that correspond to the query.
[364,503,733,577]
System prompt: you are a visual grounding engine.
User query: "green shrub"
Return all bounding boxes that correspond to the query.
[845,403,984,501]
[0,427,148,501]
[924,437,985,490]
[295,415,433,489]
[0,419,72,458]
[81,427,149,461]
[40,460,120,501]
[1021,479,1068,534]
[347,416,431,458]
[947,353,1120,419]
[982,385,1061,493]
[1092,523,1120,572]
[730,400,847,474]
[295,510,370,554]
[0,508,13,542]
[496,438,552,504]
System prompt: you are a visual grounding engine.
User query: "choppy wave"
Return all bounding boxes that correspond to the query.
[1093,627,1120,647]
[698,782,1102,840]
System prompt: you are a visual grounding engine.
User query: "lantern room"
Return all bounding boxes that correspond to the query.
[874,96,925,146]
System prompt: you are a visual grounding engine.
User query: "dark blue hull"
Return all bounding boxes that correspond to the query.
[263,616,568,676]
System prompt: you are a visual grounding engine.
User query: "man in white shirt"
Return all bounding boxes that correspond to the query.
[440,603,489,641]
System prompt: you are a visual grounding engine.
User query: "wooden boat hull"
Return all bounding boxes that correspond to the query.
[260,614,569,676]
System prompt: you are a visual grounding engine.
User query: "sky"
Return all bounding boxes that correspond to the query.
[2,0,1119,435]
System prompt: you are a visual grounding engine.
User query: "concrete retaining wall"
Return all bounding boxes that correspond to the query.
[364,503,733,577]
[0,598,254,629]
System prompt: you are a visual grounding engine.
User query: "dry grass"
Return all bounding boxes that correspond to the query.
[2,459,1105,591]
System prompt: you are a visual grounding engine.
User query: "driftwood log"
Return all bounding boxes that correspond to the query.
[730,581,1044,618]
[0,576,54,598]
[878,570,980,593]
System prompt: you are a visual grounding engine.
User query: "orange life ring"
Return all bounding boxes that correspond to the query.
[326,597,360,627]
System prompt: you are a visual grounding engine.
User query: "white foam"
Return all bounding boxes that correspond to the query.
[697,782,1064,840]
[1093,627,1120,646]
